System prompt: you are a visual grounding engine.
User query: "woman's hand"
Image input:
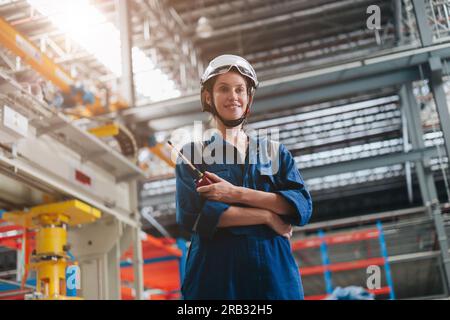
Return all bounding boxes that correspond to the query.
[196,171,241,203]
[265,211,293,239]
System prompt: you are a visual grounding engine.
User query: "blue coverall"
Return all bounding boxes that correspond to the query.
[175,133,313,300]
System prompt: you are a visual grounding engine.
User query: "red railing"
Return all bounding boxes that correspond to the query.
[293,227,393,300]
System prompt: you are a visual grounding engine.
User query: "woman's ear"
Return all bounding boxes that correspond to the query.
[205,90,212,106]
[246,94,253,110]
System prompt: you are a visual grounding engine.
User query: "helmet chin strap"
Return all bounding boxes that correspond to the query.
[210,101,250,128]
[210,102,248,128]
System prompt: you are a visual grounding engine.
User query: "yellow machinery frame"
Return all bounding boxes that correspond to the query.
[4,200,101,300]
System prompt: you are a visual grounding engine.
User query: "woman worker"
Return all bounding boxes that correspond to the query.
[175,54,313,300]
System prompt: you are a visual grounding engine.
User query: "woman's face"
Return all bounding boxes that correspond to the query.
[206,71,249,122]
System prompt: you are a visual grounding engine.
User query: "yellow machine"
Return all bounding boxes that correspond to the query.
[3,200,101,300]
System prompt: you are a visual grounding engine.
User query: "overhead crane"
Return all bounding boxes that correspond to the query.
[0,16,178,168]
[0,17,126,117]
[0,16,168,164]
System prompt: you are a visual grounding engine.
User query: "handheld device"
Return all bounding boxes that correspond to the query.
[167,141,213,188]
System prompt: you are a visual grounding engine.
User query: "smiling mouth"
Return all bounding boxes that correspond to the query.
[225,105,241,109]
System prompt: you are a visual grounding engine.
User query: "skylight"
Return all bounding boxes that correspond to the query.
[27,0,181,102]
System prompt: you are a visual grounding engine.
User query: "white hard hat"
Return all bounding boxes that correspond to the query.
[200,54,258,89]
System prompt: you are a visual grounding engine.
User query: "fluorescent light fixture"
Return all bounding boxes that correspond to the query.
[196,16,213,38]
[27,0,180,101]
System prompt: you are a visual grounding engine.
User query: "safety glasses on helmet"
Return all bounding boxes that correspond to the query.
[201,54,258,88]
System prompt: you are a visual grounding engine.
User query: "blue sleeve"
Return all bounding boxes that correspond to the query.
[175,146,231,239]
[274,144,313,226]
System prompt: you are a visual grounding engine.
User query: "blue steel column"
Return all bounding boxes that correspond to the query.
[318,230,333,295]
[176,238,187,287]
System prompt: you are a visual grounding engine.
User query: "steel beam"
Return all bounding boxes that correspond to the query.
[394,0,403,45]
[399,83,450,293]
[129,180,144,300]
[413,0,450,161]
[412,0,434,46]
[192,0,366,40]
[302,146,439,180]
[428,56,450,162]
[402,111,414,203]
[117,0,135,106]
[123,43,450,131]
[138,68,420,132]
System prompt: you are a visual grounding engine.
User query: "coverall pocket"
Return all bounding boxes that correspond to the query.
[256,166,278,192]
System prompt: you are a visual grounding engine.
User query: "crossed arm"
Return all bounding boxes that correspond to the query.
[196,171,296,238]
